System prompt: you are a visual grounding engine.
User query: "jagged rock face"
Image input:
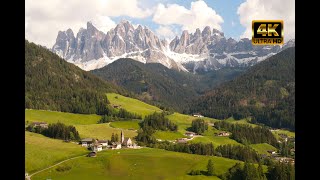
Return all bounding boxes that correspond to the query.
[52,21,175,67]
[52,20,295,72]
[169,27,225,55]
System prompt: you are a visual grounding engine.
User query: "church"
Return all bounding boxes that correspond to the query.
[121,130,133,147]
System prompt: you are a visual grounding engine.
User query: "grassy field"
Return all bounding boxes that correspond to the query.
[107,93,162,117]
[25,131,88,174]
[272,129,295,140]
[32,148,242,180]
[75,124,137,140]
[154,131,186,140]
[166,113,218,134]
[109,120,140,130]
[25,109,101,125]
[190,136,242,147]
[250,143,278,155]
[224,117,258,127]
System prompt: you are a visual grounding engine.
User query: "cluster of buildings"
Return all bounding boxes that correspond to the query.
[29,122,48,129]
[80,131,140,154]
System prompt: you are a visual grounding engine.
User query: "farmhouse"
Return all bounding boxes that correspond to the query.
[275,157,295,165]
[217,131,230,136]
[193,113,204,118]
[31,122,48,128]
[185,131,196,137]
[80,138,94,147]
[176,138,188,143]
[98,140,108,147]
[112,104,121,108]
[267,150,277,155]
[92,144,103,152]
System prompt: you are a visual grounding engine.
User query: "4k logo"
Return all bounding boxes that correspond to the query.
[252,20,283,45]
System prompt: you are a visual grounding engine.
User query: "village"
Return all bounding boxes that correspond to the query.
[28,115,294,164]
[79,130,141,157]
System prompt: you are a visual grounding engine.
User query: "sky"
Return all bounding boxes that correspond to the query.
[25,0,295,48]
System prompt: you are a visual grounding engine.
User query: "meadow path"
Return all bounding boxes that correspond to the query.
[26,154,87,180]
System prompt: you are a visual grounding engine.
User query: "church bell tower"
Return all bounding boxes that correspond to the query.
[121,130,124,143]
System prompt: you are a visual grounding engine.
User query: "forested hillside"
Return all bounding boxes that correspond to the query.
[25,40,125,114]
[91,58,245,111]
[188,47,295,130]
[91,59,203,111]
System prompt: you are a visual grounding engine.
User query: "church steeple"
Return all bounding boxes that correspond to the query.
[121,130,124,143]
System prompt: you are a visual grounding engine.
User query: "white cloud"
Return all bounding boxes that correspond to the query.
[25,0,152,47]
[237,0,295,41]
[91,16,116,33]
[231,21,235,27]
[152,0,224,34]
[156,25,177,40]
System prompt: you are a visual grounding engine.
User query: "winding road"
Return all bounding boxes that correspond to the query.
[26,154,87,180]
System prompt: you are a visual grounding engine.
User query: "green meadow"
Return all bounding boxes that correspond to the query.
[75,123,137,140]
[250,143,278,155]
[32,148,242,180]
[272,129,295,140]
[25,131,88,174]
[224,117,258,127]
[109,120,140,130]
[154,131,186,140]
[166,113,218,134]
[107,93,162,117]
[25,109,101,125]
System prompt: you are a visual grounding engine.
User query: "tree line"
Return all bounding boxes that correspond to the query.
[190,119,208,134]
[99,107,142,123]
[215,144,260,163]
[139,112,177,131]
[220,161,294,180]
[26,122,80,141]
[150,141,215,156]
[215,121,278,147]
[136,112,178,145]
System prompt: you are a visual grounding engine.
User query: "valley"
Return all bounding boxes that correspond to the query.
[25,28,295,179]
[25,93,294,179]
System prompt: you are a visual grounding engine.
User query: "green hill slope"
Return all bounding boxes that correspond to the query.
[25,40,125,114]
[32,148,242,180]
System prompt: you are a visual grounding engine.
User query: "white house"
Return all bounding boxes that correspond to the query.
[112,142,122,149]
[80,138,94,147]
[92,144,103,152]
[193,113,204,118]
[98,140,108,147]
[185,131,196,137]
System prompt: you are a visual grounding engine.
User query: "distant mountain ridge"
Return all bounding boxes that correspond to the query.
[52,20,295,72]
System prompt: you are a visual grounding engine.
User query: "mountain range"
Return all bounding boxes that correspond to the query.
[52,20,295,72]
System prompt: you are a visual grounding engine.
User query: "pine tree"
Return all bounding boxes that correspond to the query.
[111,133,115,142]
[258,162,267,180]
[207,159,214,176]
[115,133,119,142]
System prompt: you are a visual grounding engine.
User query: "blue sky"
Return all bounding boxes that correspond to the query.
[112,0,245,40]
[26,0,295,47]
